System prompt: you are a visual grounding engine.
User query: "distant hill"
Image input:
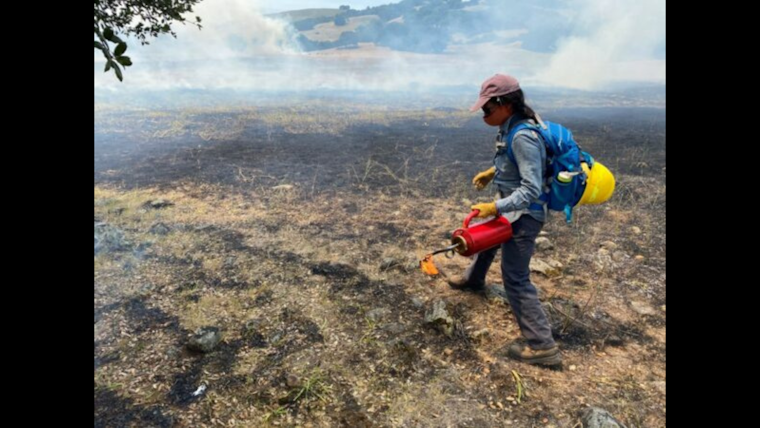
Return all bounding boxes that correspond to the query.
[275,0,572,54]
[268,8,342,23]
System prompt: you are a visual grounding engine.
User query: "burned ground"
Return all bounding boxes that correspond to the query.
[95,104,665,427]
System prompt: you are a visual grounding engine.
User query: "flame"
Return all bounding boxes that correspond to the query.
[419,254,439,276]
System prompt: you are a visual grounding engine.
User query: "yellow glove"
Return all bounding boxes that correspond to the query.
[472,167,496,191]
[471,202,498,218]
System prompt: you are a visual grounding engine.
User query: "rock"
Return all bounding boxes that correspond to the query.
[530,259,561,277]
[630,301,656,316]
[186,327,222,353]
[485,284,509,302]
[581,407,627,428]
[411,297,425,309]
[535,237,554,252]
[149,222,172,235]
[424,300,455,337]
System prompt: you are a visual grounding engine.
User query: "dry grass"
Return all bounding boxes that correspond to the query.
[95,170,665,427]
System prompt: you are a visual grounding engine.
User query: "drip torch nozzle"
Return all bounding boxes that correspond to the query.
[431,242,461,257]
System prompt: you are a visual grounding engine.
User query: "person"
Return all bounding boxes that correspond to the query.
[448,73,561,367]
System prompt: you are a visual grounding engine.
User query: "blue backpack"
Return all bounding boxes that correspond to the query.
[504,116,594,223]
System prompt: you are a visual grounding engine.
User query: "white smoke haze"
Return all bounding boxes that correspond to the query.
[94,0,665,96]
[532,0,666,90]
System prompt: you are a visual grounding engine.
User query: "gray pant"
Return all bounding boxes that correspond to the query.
[463,215,556,350]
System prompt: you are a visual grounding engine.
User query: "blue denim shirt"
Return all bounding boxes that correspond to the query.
[492,113,548,222]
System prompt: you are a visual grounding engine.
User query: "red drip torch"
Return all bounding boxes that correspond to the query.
[451,210,513,256]
[420,210,513,274]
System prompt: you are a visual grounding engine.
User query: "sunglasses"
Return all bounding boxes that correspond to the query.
[482,97,505,117]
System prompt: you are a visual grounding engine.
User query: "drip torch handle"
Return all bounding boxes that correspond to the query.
[463,210,480,228]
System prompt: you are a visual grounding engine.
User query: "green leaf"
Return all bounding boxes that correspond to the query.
[114,42,127,56]
[104,28,122,44]
[116,56,132,67]
[105,60,114,73]
[114,64,123,82]
[94,41,105,50]
[196,16,202,23]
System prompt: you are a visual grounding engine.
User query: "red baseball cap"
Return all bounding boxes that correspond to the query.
[470,74,521,112]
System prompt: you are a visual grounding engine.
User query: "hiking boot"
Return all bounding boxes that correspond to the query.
[507,340,562,367]
[447,275,485,291]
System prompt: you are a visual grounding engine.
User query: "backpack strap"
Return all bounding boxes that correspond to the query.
[529,193,549,211]
[504,122,541,165]
[502,121,549,212]
[564,205,573,223]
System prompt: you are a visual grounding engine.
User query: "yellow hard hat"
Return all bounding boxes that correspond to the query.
[579,161,615,205]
